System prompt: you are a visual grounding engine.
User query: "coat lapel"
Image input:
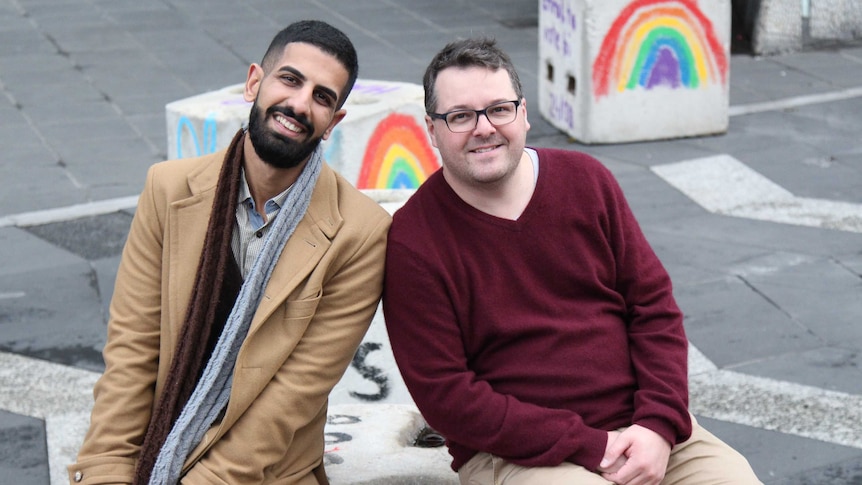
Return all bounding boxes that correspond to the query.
[182,164,344,469]
[246,164,343,335]
[166,152,223,347]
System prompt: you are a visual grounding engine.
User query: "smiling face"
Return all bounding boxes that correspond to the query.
[426,66,530,192]
[244,42,349,169]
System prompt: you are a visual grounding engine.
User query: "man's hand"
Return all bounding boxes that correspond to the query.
[596,425,671,485]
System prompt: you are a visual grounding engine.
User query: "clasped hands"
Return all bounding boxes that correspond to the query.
[597,424,672,485]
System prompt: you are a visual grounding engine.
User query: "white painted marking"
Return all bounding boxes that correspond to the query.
[0,291,26,299]
[0,351,99,484]
[0,196,139,228]
[3,342,861,484]
[0,190,410,229]
[690,371,862,449]
[2,83,862,482]
[728,86,862,117]
[652,155,862,233]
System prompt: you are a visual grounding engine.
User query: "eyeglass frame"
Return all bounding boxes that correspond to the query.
[427,99,521,133]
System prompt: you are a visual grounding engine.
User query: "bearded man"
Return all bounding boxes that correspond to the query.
[69,20,390,485]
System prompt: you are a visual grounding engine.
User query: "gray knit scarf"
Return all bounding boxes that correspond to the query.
[147,140,323,485]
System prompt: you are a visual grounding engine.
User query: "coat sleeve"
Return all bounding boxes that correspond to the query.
[68,165,166,484]
[181,212,390,484]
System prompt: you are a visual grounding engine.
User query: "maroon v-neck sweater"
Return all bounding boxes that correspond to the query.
[384,147,691,472]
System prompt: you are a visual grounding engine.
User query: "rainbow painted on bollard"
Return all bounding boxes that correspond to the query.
[356,113,439,189]
[592,0,727,98]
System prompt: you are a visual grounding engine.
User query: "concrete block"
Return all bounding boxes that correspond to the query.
[165,80,441,189]
[538,0,731,144]
[810,0,862,41]
[324,403,457,484]
[752,0,803,55]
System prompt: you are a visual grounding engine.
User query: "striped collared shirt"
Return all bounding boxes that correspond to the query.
[231,169,293,278]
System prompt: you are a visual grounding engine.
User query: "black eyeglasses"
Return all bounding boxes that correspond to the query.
[428,100,521,133]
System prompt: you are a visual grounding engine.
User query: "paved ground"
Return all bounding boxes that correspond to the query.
[1,0,862,484]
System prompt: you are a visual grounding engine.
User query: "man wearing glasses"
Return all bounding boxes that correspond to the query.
[383,38,761,485]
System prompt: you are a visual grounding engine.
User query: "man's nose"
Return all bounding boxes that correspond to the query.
[289,86,315,116]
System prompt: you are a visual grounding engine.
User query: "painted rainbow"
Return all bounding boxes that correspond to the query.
[356,113,439,189]
[592,0,727,98]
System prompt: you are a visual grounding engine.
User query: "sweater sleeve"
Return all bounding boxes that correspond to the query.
[383,238,609,471]
[600,168,692,446]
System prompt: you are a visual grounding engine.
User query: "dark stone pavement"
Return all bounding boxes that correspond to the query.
[1,0,861,483]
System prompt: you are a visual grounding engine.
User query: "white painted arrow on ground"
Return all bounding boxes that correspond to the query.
[652,155,862,233]
[3,344,862,484]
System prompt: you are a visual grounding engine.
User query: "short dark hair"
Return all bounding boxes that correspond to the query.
[423,37,523,113]
[261,20,359,109]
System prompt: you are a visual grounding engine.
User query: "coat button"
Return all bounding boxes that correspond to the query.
[74,470,83,482]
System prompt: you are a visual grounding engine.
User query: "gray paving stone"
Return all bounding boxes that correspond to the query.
[48,25,141,54]
[51,135,158,191]
[5,71,104,103]
[104,7,190,32]
[91,255,121,324]
[25,99,120,127]
[697,416,862,484]
[0,410,49,485]
[745,259,862,347]
[578,138,719,166]
[2,1,862,482]
[0,27,54,56]
[733,345,862,395]
[0,227,82,281]
[0,158,80,216]
[23,212,131,261]
[650,212,862,263]
[772,49,862,88]
[0,101,26,129]
[776,455,862,485]
[126,112,171,146]
[730,56,837,100]
[613,169,707,224]
[678,275,824,368]
[36,116,140,144]
[0,262,107,372]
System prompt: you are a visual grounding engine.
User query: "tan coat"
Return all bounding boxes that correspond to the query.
[68,149,390,484]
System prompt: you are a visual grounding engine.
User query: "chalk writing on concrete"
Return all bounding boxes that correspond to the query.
[541,0,576,29]
[349,342,390,402]
[546,92,575,130]
[541,0,576,57]
[324,415,360,466]
[176,113,217,158]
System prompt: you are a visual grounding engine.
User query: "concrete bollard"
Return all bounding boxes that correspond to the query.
[324,403,457,484]
[165,80,441,189]
[538,0,731,143]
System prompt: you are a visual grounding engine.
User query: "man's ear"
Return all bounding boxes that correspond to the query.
[244,63,264,102]
[425,114,439,149]
[322,109,347,140]
[521,97,531,133]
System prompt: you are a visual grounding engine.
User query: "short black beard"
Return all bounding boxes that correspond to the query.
[247,101,322,169]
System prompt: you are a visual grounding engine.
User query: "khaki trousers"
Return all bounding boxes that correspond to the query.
[458,416,762,485]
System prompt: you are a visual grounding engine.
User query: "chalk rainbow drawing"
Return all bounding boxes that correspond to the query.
[592,0,727,98]
[357,113,439,189]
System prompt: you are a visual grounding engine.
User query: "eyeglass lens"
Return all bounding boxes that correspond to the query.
[446,101,518,132]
